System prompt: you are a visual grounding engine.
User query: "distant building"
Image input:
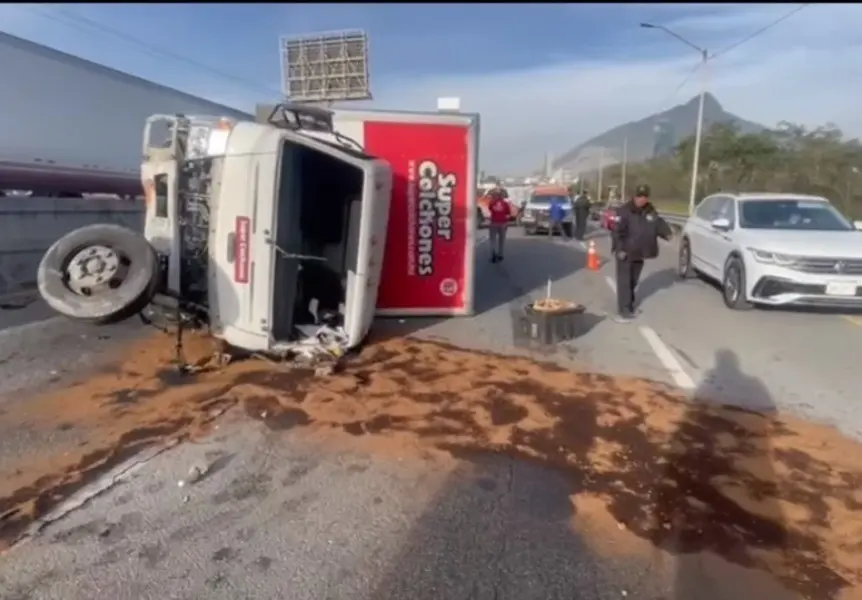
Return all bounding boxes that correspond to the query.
[652,119,675,159]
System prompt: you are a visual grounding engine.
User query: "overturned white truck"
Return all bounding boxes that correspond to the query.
[38,104,393,359]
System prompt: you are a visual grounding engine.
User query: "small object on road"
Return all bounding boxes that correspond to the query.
[314,363,335,377]
[520,300,585,345]
[187,465,204,484]
[587,240,600,271]
[183,495,190,503]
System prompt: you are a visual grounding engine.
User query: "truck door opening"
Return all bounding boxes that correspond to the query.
[270,138,364,342]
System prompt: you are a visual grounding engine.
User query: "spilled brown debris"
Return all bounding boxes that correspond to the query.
[0,331,861,599]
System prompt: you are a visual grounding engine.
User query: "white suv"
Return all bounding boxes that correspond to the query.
[678,192,862,310]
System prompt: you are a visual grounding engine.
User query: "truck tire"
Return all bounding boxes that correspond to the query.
[38,224,160,324]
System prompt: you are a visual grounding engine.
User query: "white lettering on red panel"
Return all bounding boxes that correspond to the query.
[234,216,250,283]
[415,160,456,277]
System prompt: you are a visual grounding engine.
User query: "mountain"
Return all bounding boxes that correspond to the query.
[552,93,765,173]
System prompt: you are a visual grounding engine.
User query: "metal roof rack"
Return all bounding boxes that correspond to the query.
[264,102,363,153]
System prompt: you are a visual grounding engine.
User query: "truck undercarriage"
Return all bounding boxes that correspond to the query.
[38,104,392,372]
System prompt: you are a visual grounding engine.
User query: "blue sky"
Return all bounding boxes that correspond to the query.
[2,3,859,173]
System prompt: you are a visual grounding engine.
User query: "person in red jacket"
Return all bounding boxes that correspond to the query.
[487,188,511,263]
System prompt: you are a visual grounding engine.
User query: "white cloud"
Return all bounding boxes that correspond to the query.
[372,3,862,173]
[2,3,860,174]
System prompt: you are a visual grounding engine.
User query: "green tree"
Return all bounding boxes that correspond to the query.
[610,120,862,217]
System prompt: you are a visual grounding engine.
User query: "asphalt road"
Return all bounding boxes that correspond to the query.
[579,226,862,440]
[0,224,859,599]
[0,415,797,600]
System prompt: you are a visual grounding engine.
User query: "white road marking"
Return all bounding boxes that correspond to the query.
[638,326,696,389]
[598,264,696,390]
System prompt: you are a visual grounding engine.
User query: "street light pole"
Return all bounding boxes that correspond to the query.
[597,147,605,204]
[641,22,709,215]
[621,136,628,202]
[688,49,708,216]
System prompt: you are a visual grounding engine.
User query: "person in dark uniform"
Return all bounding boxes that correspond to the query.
[573,191,591,240]
[611,184,673,322]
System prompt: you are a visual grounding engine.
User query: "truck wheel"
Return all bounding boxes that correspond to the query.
[38,224,160,324]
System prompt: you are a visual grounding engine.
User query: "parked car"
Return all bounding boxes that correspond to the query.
[677,192,862,310]
[600,202,624,231]
[520,186,574,236]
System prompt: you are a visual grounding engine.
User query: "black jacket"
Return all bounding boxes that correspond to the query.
[573,194,590,211]
[611,200,673,261]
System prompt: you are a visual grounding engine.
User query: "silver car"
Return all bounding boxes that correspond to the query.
[519,193,574,236]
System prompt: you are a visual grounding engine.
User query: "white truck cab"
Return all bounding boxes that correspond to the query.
[38,104,393,358]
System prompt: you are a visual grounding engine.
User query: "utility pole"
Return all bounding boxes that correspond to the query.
[596,148,605,204]
[621,137,628,202]
[688,49,709,215]
[641,22,709,215]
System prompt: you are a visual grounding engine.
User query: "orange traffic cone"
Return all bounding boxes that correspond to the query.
[587,240,601,271]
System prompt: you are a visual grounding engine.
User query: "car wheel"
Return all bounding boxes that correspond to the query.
[38,224,160,324]
[721,256,753,311]
[678,238,694,280]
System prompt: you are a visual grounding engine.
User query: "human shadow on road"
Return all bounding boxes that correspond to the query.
[364,456,654,600]
[652,349,799,598]
[634,267,678,310]
[318,339,858,599]
[364,368,606,600]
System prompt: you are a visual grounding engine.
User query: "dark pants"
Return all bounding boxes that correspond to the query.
[548,220,566,238]
[574,209,589,240]
[615,258,644,315]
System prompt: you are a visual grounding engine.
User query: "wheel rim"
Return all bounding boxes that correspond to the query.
[679,244,690,274]
[65,245,129,297]
[725,265,740,302]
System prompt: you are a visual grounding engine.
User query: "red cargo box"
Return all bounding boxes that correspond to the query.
[330,109,480,317]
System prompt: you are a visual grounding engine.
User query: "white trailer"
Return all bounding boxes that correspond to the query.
[0,31,253,196]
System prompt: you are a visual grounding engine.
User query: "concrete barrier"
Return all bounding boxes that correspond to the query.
[0,196,144,296]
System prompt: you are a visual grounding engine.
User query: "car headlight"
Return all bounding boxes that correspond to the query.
[747,248,797,266]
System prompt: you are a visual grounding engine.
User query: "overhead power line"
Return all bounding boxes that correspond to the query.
[652,3,809,116]
[17,6,282,99]
[711,3,810,60]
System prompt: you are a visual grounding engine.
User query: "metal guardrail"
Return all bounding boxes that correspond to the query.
[659,212,689,228]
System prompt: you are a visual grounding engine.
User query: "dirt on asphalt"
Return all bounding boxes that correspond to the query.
[0,330,860,600]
